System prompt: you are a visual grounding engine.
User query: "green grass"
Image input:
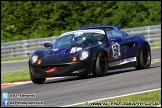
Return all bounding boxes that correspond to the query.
[150,44,161,48]
[1,57,29,62]
[1,70,30,84]
[74,90,161,107]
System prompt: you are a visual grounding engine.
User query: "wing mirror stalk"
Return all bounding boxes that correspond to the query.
[44,43,52,48]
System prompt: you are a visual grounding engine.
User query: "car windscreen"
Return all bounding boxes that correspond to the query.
[52,34,74,49]
[53,32,106,49]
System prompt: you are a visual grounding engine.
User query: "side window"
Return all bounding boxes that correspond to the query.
[91,33,105,42]
[106,29,123,40]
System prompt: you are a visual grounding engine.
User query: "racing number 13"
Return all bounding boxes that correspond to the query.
[112,43,121,59]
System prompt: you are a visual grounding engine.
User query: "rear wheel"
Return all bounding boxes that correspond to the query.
[30,71,46,84]
[135,43,151,70]
[93,52,108,77]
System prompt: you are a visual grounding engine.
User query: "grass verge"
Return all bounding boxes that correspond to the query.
[150,44,161,48]
[1,70,30,84]
[1,57,29,62]
[74,90,161,107]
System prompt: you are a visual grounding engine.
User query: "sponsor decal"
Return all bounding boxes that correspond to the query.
[112,43,121,59]
[46,68,56,73]
[77,47,82,51]
[53,48,58,51]
[70,47,77,53]
[72,71,80,73]
[60,29,105,37]
[70,47,82,53]
[82,29,105,34]
[109,57,136,67]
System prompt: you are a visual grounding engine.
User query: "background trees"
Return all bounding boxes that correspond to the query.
[1,1,161,42]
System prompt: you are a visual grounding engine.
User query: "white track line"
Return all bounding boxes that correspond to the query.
[1,77,64,87]
[1,59,160,87]
[61,88,161,107]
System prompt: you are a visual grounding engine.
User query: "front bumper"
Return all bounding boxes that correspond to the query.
[29,60,95,78]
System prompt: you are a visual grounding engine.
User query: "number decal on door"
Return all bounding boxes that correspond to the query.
[112,43,121,59]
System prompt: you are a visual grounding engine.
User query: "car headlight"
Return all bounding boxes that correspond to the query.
[79,51,89,60]
[32,55,38,63]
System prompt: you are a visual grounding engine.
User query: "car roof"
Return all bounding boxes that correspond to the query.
[60,29,106,37]
[78,24,120,31]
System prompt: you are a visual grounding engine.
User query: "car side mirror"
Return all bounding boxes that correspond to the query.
[44,43,52,48]
[108,37,121,45]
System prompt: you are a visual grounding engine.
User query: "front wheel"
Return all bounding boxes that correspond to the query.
[30,71,46,84]
[135,43,151,70]
[93,52,108,77]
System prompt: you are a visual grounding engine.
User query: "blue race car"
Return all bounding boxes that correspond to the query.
[29,25,151,84]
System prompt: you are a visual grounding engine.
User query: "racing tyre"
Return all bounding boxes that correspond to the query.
[93,52,108,77]
[30,71,46,84]
[135,43,151,70]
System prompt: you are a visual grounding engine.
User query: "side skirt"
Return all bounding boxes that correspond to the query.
[108,62,136,70]
[108,57,137,70]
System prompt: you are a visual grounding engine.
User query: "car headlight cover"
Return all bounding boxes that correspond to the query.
[32,55,38,63]
[79,51,89,60]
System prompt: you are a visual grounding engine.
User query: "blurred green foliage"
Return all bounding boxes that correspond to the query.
[1,1,161,42]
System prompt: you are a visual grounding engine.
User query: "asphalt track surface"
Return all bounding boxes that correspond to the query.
[1,48,161,107]
[1,48,161,73]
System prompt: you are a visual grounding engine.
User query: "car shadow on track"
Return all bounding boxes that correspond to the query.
[43,66,160,85]
[106,66,160,76]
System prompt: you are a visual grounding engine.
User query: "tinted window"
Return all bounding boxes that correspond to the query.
[105,28,122,40]
[53,34,73,48]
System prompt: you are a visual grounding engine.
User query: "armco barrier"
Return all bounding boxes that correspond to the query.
[1,25,161,59]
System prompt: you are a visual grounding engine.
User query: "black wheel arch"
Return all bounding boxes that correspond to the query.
[135,42,151,66]
[93,49,108,77]
[95,49,108,63]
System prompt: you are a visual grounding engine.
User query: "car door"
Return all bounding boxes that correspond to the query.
[107,29,136,66]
